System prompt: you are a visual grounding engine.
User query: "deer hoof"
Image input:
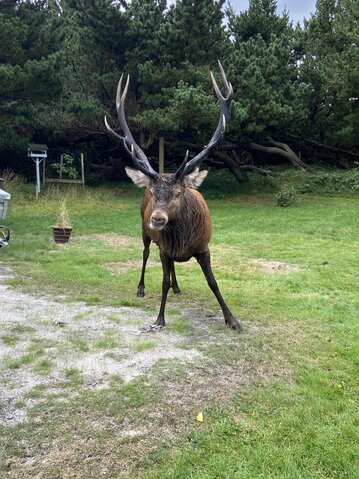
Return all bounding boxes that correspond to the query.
[140,324,163,333]
[226,319,243,332]
[231,322,243,332]
[151,324,163,331]
[154,317,165,327]
[137,288,145,297]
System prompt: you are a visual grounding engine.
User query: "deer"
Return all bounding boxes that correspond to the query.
[105,62,242,331]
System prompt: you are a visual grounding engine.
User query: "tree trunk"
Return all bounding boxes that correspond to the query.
[168,140,273,183]
[213,151,249,183]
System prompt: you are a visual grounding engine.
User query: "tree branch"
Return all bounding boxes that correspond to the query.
[249,138,313,172]
[291,135,359,159]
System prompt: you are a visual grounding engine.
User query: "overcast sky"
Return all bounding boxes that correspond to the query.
[229,0,317,24]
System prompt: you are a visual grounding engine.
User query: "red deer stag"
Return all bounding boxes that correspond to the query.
[105,62,242,331]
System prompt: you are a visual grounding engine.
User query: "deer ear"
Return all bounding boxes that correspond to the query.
[183,168,208,189]
[125,167,151,188]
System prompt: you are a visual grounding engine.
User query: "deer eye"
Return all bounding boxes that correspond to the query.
[174,191,181,198]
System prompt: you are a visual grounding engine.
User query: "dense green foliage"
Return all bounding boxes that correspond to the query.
[0,0,358,179]
[301,0,359,159]
[0,1,63,151]
[227,0,308,141]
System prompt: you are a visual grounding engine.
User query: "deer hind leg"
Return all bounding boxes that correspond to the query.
[154,253,172,327]
[137,234,151,297]
[195,250,242,331]
[171,261,181,294]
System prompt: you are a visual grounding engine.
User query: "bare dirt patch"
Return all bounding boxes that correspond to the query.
[77,233,141,248]
[0,264,200,425]
[251,258,301,273]
[106,258,160,273]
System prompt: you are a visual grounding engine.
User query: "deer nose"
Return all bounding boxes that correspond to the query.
[150,212,168,230]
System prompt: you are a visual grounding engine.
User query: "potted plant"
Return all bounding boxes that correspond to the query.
[52,201,72,243]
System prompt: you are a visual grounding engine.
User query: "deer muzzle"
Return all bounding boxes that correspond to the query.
[150,211,168,230]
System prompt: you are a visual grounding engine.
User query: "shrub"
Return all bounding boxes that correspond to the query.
[276,185,298,207]
[51,155,78,180]
[299,169,359,195]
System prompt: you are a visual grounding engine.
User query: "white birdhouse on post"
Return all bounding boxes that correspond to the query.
[28,144,48,199]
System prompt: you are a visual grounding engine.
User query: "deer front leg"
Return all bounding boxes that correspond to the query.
[171,260,181,294]
[196,250,242,332]
[154,253,172,327]
[137,234,151,297]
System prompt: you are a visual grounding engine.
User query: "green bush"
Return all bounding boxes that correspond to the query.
[299,169,359,194]
[51,155,78,180]
[275,185,298,207]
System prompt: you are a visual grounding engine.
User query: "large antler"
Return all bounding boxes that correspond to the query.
[105,74,158,179]
[175,61,233,180]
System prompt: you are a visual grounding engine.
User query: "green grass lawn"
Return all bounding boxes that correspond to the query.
[1,171,358,478]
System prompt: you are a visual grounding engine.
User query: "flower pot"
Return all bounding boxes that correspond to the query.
[52,227,72,244]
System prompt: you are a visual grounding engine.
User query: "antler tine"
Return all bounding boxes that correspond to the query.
[217,60,233,98]
[211,61,233,111]
[175,62,233,179]
[116,74,126,108]
[105,115,151,178]
[104,115,124,143]
[175,150,190,179]
[105,74,158,179]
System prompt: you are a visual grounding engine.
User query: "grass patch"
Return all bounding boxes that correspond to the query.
[24,384,48,399]
[33,358,53,376]
[108,374,125,387]
[10,324,35,334]
[112,298,140,307]
[143,384,359,479]
[64,367,84,387]
[1,335,21,346]
[74,295,101,304]
[4,277,27,287]
[5,351,43,370]
[107,313,124,322]
[168,316,191,335]
[93,330,124,350]
[66,332,90,352]
[134,339,157,352]
[73,311,92,320]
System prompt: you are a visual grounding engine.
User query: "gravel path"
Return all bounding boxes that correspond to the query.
[0,264,201,425]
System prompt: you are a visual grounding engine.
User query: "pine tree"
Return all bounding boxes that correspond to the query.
[302,0,359,162]
[227,0,308,142]
[228,0,290,43]
[123,0,229,162]
[48,0,128,145]
[0,1,63,153]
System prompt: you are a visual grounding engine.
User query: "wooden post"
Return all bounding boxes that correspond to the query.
[43,158,46,187]
[80,153,85,186]
[159,137,164,174]
[59,154,63,180]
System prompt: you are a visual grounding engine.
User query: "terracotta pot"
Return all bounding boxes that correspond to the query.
[52,227,72,244]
